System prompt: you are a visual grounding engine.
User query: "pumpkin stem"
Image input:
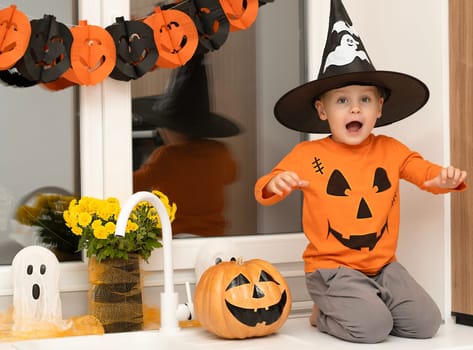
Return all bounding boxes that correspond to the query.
[236,256,243,265]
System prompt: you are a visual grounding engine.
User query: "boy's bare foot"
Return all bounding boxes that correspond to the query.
[309,304,319,327]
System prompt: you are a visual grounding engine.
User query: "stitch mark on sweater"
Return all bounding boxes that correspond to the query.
[312,157,324,174]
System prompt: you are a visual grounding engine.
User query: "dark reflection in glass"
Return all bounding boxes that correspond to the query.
[133,54,241,237]
[0,0,79,265]
[131,1,305,237]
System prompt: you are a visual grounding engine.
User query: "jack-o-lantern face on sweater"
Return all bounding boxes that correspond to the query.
[326,167,393,251]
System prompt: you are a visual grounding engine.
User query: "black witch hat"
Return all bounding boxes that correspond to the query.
[274,0,429,134]
[132,54,241,138]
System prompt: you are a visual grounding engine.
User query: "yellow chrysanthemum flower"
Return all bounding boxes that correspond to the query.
[71,226,83,235]
[93,225,109,239]
[78,212,92,227]
[126,220,139,233]
[104,221,116,234]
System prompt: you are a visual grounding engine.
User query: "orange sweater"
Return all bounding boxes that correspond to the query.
[134,139,237,236]
[255,134,465,275]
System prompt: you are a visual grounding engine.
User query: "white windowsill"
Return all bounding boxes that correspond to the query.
[0,233,307,295]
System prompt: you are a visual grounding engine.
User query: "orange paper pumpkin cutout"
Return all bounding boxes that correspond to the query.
[143,7,198,68]
[41,77,76,91]
[218,0,258,32]
[0,5,31,70]
[64,20,116,86]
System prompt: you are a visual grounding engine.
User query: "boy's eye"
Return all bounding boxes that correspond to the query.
[361,96,371,103]
[337,97,348,104]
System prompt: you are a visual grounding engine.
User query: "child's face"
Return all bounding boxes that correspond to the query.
[314,85,384,145]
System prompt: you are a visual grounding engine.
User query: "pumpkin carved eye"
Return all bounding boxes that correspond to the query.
[259,270,279,285]
[226,273,250,290]
[327,169,351,196]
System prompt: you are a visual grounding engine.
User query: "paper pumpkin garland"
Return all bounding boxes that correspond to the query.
[0,0,274,88]
[16,15,72,83]
[40,75,76,91]
[0,5,31,70]
[219,0,259,32]
[106,17,158,81]
[63,20,116,86]
[143,6,199,69]
[0,68,36,87]
[170,0,230,55]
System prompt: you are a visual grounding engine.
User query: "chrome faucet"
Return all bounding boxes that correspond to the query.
[115,191,193,334]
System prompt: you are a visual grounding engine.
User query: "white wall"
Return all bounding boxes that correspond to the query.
[307,0,451,318]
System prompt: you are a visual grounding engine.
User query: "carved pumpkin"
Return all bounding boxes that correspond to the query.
[143,6,198,68]
[218,0,259,32]
[194,257,291,339]
[106,17,158,81]
[0,5,31,70]
[16,15,72,83]
[64,20,116,86]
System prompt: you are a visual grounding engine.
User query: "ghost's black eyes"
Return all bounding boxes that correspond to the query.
[26,264,47,275]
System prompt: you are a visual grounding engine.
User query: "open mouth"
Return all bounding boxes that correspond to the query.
[225,290,287,326]
[346,121,362,132]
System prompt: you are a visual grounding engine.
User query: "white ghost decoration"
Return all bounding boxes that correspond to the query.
[323,21,371,72]
[194,239,238,282]
[11,246,70,332]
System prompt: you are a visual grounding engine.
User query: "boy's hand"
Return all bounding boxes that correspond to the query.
[423,166,467,189]
[263,171,309,197]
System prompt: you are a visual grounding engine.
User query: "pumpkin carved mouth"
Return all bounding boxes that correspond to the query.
[328,221,388,251]
[225,290,287,327]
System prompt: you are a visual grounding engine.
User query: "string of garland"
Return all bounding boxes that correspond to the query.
[0,0,273,90]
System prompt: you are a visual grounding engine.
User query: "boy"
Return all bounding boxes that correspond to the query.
[254,0,467,344]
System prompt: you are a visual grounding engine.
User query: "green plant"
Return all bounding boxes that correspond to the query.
[63,190,176,262]
[16,193,80,255]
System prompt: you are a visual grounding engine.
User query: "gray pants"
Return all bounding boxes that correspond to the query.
[305,262,442,343]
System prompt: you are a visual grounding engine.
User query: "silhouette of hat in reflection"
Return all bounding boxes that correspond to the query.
[274,0,429,133]
[132,54,241,138]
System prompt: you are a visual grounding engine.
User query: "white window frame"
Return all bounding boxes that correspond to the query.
[0,0,307,297]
